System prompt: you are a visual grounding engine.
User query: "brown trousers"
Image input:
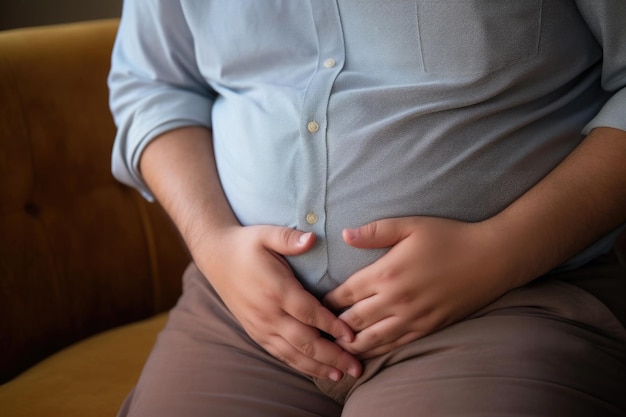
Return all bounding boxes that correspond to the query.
[118,253,626,416]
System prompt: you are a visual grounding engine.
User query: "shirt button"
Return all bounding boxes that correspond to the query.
[323,58,336,68]
[307,121,320,133]
[306,212,319,225]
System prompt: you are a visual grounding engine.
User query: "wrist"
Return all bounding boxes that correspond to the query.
[186,222,241,269]
[472,217,537,293]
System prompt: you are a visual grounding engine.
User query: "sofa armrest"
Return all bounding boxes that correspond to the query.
[0,20,190,383]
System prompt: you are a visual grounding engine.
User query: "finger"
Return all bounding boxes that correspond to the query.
[343,218,410,250]
[258,226,317,256]
[274,320,363,379]
[322,263,379,312]
[323,284,357,313]
[353,330,423,360]
[338,316,412,356]
[286,287,355,343]
[263,335,343,381]
[337,295,389,333]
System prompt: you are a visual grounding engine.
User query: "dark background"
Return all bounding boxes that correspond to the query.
[0,0,123,31]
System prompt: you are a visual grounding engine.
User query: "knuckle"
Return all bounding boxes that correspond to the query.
[363,328,385,347]
[300,304,319,327]
[397,292,414,306]
[363,221,379,237]
[278,227,294,248]
[291,297,322,327]
[261,287,283,305]
[340,287,357,306]
[378,264,401,283]
[347,312,365,330]
[250,304,271,322]
[298,342,315,358]
[378,268,395,283]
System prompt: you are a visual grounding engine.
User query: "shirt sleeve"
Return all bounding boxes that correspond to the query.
[108,0,216,200]
[575,1,626,135]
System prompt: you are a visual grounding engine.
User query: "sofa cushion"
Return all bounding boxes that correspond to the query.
[0,313,167,417]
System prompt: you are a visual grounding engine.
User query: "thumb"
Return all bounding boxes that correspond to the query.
[343,219,407,249]
[259,226,317,256]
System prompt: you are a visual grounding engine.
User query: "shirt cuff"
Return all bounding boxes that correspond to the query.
[111,90,214,201]
[583,88,626,135]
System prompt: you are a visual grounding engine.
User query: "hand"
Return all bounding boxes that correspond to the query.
[195,225,363,381]
[323,216,512,359]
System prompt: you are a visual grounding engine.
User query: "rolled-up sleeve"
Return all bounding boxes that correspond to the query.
[108,0,215,200]
[576,1,626,135]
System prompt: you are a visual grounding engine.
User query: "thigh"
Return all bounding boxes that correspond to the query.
[342,276,626,416]
[118,263,342,417]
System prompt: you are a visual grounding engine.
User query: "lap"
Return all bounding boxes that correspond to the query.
[341,258,626,416]
[118,263,342,417]
[344,285,625,416]
[119,257,626,417]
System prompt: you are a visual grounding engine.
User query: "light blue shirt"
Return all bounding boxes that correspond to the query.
[109,1,626,297]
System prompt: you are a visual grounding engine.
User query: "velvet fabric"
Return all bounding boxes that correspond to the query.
[0,314,169,416]
[0,19,189,414]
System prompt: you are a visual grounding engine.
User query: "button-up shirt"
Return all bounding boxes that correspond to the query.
[109,1,626,297]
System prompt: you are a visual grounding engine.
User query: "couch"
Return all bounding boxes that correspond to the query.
[0,19,190,416]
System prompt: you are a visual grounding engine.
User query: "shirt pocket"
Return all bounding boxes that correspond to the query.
[416,0,542,76]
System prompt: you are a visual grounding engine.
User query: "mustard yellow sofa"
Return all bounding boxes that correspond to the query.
[0,19,190,416]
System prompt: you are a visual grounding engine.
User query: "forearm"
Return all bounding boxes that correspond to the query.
[488,127,626,288]
[138,128,363,380]
[139,126,240,259]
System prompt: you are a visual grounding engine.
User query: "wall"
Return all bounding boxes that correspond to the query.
[0,0,122,31]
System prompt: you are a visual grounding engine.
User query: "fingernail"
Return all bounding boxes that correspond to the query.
[339,333,353,343]
[298,232,312,246]
[343,228,358,241]
[347,365,360,379]
[329,370,342,382]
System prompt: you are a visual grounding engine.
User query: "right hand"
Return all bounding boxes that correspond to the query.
[194,224,363,381]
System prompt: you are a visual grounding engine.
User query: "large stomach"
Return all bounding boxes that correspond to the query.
[211,80,599,297]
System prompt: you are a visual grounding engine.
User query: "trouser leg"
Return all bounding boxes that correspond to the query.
[337,256,626,416]
[119,254,625,416]
[117,263,342,417]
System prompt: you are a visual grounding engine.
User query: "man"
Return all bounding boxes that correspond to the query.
[109,1,626,415]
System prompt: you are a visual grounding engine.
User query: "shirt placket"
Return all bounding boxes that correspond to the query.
[296,1,345,288]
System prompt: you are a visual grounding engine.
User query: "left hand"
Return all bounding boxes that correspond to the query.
[322,216,514,359]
